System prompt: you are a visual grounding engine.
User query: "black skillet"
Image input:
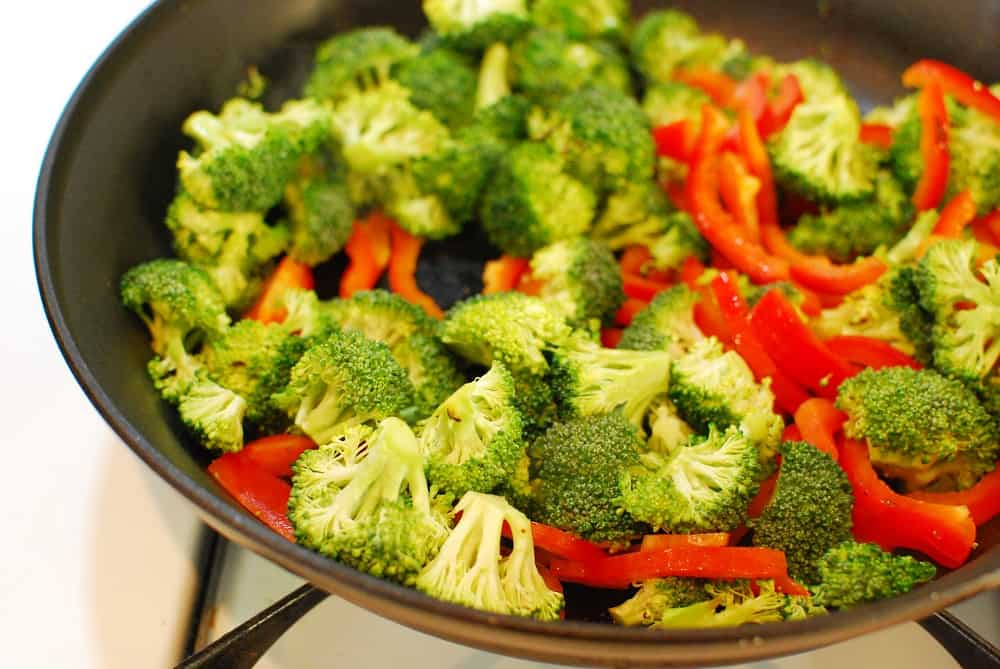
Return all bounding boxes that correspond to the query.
[34,0,1000,666]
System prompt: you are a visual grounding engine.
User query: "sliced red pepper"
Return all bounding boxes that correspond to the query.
[749,290,856,399]
[536,563,565,596]
[793,398,846,462]
[620,245,653,275]
[748,472,780,520]
[664,180,691,212]
[674,69,737,107]
[623,272,671,301]
[782,425,803,442]
[717,152,761,243]
[601,328,624,348]
[789,256,888,295]
[640,533,731,551]
[549,546,797,591]
[241,434,317,479]
[730,71,770,124]
[501,521,607,563]
[679,256,706,288]
[909,463,1000,526]
[615,297,649,327]
[652,120,697,162]
[244,256,315,324]
[933,189,977,237]
[692,288,730,343]
[860,123,894,149]
[971,212,1000,246]
[388,222,444,319]
[760,74,804,138]
[482,255,530,295]
[792,283,823,317]
[838,437,976,568]
[912,81,951,212]
[208,452,296,542]
[760,221,813,264]
[739,107,780,230]
[824,336,922,372]
[903,59,1000,124]
[340,221,386,298]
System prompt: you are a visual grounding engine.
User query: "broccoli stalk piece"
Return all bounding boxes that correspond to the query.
[654,581,803,629]
[609,577,712,627]
[644,397,694,455]
[304,27,417,102]
[811,541,937,609]
[620,426,761,533]
[176,375,247,453]
[527,237,624,327]
[618,285,705,356]
[282,153,355,267]
[629,10,747,86]
[947,104,1000,215]
[288,418,449,584]
[392,45,478,129]
[422,0,530,51]
[530,0,630,43]
[415,492,564,620]
[476,42,512,110]
[418,363,525,497]
[273,330,415,446]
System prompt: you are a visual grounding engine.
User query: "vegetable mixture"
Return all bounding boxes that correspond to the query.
[120,0,1000,629]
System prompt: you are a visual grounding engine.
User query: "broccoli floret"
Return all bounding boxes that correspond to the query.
[641,81,711,128]
[618,285,706,356]
[289,417,449,584]
[621,426,761,533]
[474,42,512,110]
[423,0,530,51]
[529,86,655,196]
[609,577,712,627]
[273,330,415,446]
[480,141,597,256]
[511,369,559,441]
[630,10,746,86]
[176,374,247,453]
[440,292,571,375]
[774,59,848,101]
[511,29,631,107]
[177,98,329,212]
[304,27,417,102]
[811,541,937,609]
[644,397,695,455]
[418,363,524,496]
[916,239,1000,382]
[527,237,623,327]
[837,366,999,491]
[530,0,630,43]
[415,491,564,620]
[591,183,708,271]
[470,93,531,142]
[393,45,478,129]
[751,441,854,583]
[865,93,916,129]
[281,153,355,267]
[947,105,1000,215]
[653,580,797,629]
[809,273,918,357]
[496,450,537,514]
[530,410,645,544]
[769,94,879,204]
[280,288,336,338]
[120,259,231,401]
[551,335,672,426]
[788,171,914,263]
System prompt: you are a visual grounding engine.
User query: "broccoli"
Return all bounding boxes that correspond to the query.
[280,288,336,338]
[475,42,512,110]
[618,285,705,356]
[282,153,355,267]
[620,426,761,533]
[510,29,631,107]
[653,580,806,629]
[774,59,849,101]
[551,335,672,426]
[470,93,531,142]
[629,10,747,86]
[496,450,537,515]
[418,363,524,497]
[480,141,597,256]
[529,86,655,196]
[751,441,854,583]
[810,274,919,358]
[590,183,708,271]
[304,27,417,102]
[288,417,449,584]
[120,259,231,402]
[392,45,479,129]
[439,292,571,375]
[177,98,330,212]
[176,374,248,453]
[272,330,415,446]
[837,367,999,491]
[527,237,623,327]
[422,0,530,51]
[641,81,711,129]
[415,491,564,620]
[884,210,939,267]
[915,239,1000,382]
[609,577,712,627]
[510,369,559,441]
[644,397,695,455]
[530,0,630,43]
[811,541,937,609]
[530,410,645,544]
[788,171,914,263]
[948,103,1000,214]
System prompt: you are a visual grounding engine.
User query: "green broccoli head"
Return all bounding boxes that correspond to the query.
[393,333,468,422]
[809,275,916,357]
[653,580,804,629]
[529,86,655,196]
[751,441,854,584]
[811,541,937,609]
[774,59,849,101]
[629,10,746,86]
[282,153,355,267]
[837,366,999,491]
[641,81,711,128]
[511,369,559,442]
[418,362,524,496]
[280,288,336,339]
[609,577,712,627]
[176,374,247,453]
[392,45,478,129]
[947,104,1000,215]
[471,94,531,142]
[529,410,645,544]
[528,237,623,327]
[415,491,564,620]
[511,29,631,107]
[304,27,417,101]
[530,0,630,43]
[621,426,761,533]
[289,417,449,584]
[886,265,936,364]
[916,239,1000,382]
[644,397,695,456]
[618,284,706,356]
[273,330,415,445]
[422,0,530,51]
[480,141,597,256]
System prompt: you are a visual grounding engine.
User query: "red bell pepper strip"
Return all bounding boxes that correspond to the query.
[244,256,315,324]
[241,434,317,478]
[824,336,922,372]
[749,290,856,399]
[387,222,444,319]
[675,69,737,107]
[909,463,1000,526]
[838,437,976,568]
[501,521,607,562]
[912,81,951,212]
[640,533,731,551]
[340,220,388,298]
[933,189,977,237]
[679,256,706,288]
[760,74,804,138]
[782,425,803,442]
[207,452,296,542]
[793,398,845,462]
[620,245,653,275]
[903,59,1000,124]
[549,546,799,591]
[789,256,888,295]
[536,563,565,596]
[971,212,1000,246]
[615,297,648,327]
[717,152,762,243]
[748,472,780,519]
[693,289,730,343]
[601,328,624,348]
[860,123,894,149]
[664,180,691,212]
[792,283,823,317]
[739,107,780,230]
[623,272,671,301]
[652,120,697,162]
[482,255,530,295]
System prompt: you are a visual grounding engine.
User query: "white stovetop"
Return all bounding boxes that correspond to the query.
[2,2,996,667]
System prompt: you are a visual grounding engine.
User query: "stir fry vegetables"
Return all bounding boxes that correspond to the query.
[121,3,1000,630]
